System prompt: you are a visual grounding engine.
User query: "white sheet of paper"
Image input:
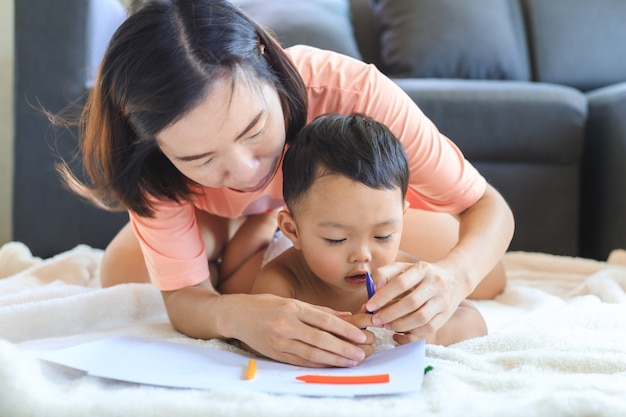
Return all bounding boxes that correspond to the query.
[40,335,425,397]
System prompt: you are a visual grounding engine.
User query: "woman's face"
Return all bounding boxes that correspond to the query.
[157,73,286,192]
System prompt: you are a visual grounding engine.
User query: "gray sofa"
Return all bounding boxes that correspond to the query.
[14,0,626,260]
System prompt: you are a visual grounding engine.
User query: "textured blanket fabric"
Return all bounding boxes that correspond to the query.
[1,242,626,417]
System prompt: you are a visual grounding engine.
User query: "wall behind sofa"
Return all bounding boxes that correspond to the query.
[3,0,130,250]
[0,0,13,247]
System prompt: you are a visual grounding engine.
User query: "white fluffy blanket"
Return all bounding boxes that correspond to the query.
[1,241,626,417]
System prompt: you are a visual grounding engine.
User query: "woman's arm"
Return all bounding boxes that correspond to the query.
[438,184,514,297]
[129,199,373,367]
[365,184,514,340]
[161,284,374,367]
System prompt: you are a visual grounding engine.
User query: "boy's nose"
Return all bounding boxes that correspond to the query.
[350,244,372,263]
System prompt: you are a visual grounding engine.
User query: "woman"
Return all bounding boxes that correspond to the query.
[60,0,513,367]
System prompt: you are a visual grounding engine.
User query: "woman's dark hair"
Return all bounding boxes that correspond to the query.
[282,113,409,213]
[59,0,307,216]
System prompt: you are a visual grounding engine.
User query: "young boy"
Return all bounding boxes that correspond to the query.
[252,114,488,346]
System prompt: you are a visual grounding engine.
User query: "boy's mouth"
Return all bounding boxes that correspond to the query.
[345,273,367,286]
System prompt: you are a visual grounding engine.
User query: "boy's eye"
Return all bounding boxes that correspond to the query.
[375,234,393,242]
[324,238,345,246]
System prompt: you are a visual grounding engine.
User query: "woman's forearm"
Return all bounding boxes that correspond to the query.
[442,184,515,296]
[161,285,235,340]
[161,285,373,367]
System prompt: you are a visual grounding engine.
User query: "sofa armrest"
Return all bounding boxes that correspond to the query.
[581,82,626,260]
[392,79,587,255]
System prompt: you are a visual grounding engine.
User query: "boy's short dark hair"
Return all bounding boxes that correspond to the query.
[282,113,409,212]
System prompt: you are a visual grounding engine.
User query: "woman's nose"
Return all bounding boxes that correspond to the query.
[224,151,260,182]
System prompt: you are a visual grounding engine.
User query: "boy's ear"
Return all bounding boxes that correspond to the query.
[277,210,302,249]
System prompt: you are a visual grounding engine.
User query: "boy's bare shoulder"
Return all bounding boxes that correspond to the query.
[252,248,303,298]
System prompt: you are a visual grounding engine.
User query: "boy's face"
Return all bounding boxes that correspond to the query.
[283,174,408,293]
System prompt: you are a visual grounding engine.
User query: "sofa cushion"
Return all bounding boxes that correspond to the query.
[234,0,362,60]
[372,0,530,80]
[523,0,626,92]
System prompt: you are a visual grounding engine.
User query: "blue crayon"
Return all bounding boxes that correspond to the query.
[365,271,375,314]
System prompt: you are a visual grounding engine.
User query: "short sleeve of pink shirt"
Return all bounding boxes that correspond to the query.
[289,46,486,212]
[130,45,486,291]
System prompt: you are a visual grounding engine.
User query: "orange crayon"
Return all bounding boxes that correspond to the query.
[295,373,390,385]
[245,359,257,380]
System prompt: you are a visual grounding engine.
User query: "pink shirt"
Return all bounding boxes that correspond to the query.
[130,45,486,291]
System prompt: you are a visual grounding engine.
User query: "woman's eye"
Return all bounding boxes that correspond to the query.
[324,238,345,246]
[248,128,264,140]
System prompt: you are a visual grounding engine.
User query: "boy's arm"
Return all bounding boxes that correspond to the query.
[219,209,279,282]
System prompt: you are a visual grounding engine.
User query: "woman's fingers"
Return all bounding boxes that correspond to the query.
[365,262,425,313]
[272,341,361,368]
[266,329,365,368]
[240,296,370,367]
[302,303,369,344]
[386,300,448,335]
[296,305,371,365]
[365,262,460,337]
[374,284,442,331]
[366,262,429,325]
[343,318,376,358]
[341,311,374,330]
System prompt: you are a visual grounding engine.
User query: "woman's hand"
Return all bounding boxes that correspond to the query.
[364,261,465,343]
[365,186,514,343]
[340,313,377,357]
[221,293,375,367]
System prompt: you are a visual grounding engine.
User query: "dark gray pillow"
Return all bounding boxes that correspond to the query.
[524,0,626,91]
[372,0,530,80]
[234,0,362,60]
